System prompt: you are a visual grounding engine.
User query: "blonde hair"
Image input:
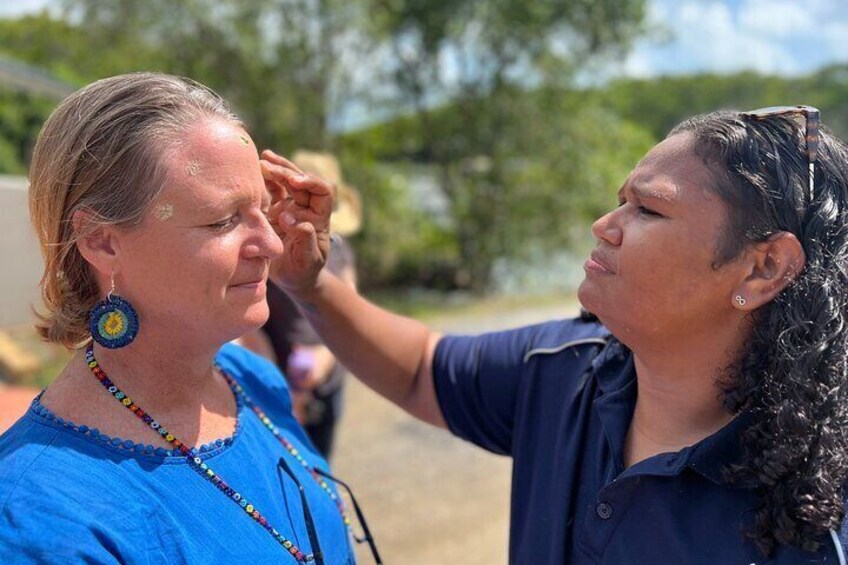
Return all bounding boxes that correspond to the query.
[29,72,241,348]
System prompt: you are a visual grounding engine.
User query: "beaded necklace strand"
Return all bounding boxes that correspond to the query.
[85,344,351,563]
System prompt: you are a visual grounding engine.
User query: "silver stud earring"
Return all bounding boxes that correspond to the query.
[734,295,747,307]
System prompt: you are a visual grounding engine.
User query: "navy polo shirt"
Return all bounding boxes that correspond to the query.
[433,317,848,564]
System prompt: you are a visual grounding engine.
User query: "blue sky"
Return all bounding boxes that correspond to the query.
[2,0,847,79]
[615,0,848,77]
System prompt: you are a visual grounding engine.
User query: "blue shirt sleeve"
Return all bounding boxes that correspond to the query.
[432,318,608,457]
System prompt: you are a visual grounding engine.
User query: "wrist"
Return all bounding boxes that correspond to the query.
[271,266,328,302]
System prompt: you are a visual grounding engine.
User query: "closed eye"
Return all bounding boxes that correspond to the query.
[208,214,240,231]
[616,198,664,218]
[637,205,663,217]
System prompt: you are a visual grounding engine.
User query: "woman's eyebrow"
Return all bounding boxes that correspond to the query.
[630,180,678,203]
[195,191,255,215]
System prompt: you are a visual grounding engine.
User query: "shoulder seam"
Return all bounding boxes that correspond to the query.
[523,337,608,363]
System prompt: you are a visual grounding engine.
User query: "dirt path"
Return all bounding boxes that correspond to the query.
[332,298,580,564]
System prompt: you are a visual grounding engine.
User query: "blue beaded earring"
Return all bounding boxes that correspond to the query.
[88,274,139,349]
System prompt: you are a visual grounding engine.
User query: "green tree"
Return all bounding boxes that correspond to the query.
[0,1,374,178]
[362,0,648,291]
[56,0,369,152]
[0,90,57,174]
[0,14,120,170]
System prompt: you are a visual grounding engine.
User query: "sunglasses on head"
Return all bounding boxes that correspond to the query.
[740,105,820,201]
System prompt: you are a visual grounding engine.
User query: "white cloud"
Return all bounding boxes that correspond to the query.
[738,0,814,38]
[616,0,848,78]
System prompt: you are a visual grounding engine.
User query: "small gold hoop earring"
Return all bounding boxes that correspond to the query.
[735,295,747,307]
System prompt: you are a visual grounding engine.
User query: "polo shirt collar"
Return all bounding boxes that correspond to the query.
[686,410,754,487]
[592,338,635,395]
[592,338,754,487]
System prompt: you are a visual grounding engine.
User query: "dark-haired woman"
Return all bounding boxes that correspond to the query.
[265,106,848,562]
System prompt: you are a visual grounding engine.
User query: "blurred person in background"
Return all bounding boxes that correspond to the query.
[265,106,848,563]
[0,73,377,564]
[241,150,360,460]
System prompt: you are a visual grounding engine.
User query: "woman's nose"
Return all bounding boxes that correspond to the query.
[245,213,284,260]
[591,208,623,247]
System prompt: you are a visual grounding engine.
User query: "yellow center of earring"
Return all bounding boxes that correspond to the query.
[103,312,125,335]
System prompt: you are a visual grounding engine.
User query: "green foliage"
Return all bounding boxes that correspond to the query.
[364,87,656,289]
[342,157,460,289]
[1,1,371,152]
[506,98,656,238]
[358,0,648,290]
[0,138,25,175]
[599,68,848,141]
[0,91,56,175]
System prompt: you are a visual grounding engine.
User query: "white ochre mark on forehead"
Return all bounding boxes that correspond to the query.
[238,134,250,146]
[153,203,174,221]
[185,161,202,176]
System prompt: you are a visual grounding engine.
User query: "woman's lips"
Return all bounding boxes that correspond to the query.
[230,277,267,290]
[584,251,614,274]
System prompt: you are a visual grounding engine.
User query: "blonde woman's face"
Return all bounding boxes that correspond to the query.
[112,119,283,346]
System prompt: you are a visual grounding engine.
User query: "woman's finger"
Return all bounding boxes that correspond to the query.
[261,160,333,197]
[261,149,302,173]
[280,205,330,227]
[260,159,298,182]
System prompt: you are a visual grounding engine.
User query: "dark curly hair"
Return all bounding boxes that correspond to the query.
[670,110,848,556]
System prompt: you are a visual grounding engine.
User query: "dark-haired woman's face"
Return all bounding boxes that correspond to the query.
[577,133,749,349]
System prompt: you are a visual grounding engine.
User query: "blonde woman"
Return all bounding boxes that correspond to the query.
[0,73,377,564]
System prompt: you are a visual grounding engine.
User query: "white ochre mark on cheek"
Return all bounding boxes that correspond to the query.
[185,161,201,176]
[153,203,174,221]
[238,134,250,146]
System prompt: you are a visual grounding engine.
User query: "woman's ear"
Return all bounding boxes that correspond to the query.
[733,232,805,310]
[72,210,121,277]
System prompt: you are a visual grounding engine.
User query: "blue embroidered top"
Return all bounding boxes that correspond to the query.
[0,343,354,564]
[433,317,848,564]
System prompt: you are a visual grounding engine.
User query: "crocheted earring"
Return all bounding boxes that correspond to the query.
[88,273,139,349]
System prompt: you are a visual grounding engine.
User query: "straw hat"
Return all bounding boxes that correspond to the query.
[291,150,363,237]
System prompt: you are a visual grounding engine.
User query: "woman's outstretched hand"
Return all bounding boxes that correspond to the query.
[261,149,334,294]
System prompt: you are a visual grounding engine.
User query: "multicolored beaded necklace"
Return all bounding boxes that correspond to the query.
[85,343,351,563]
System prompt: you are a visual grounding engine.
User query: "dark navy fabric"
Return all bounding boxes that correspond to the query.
[0,343,354,564]
[433,317,848,564]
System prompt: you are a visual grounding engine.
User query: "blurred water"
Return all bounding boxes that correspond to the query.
[491,248,589,296]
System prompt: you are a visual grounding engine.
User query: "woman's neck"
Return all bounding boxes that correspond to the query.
[43,334,238,449]
[91,334,221,412]
[623,324,744,468]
